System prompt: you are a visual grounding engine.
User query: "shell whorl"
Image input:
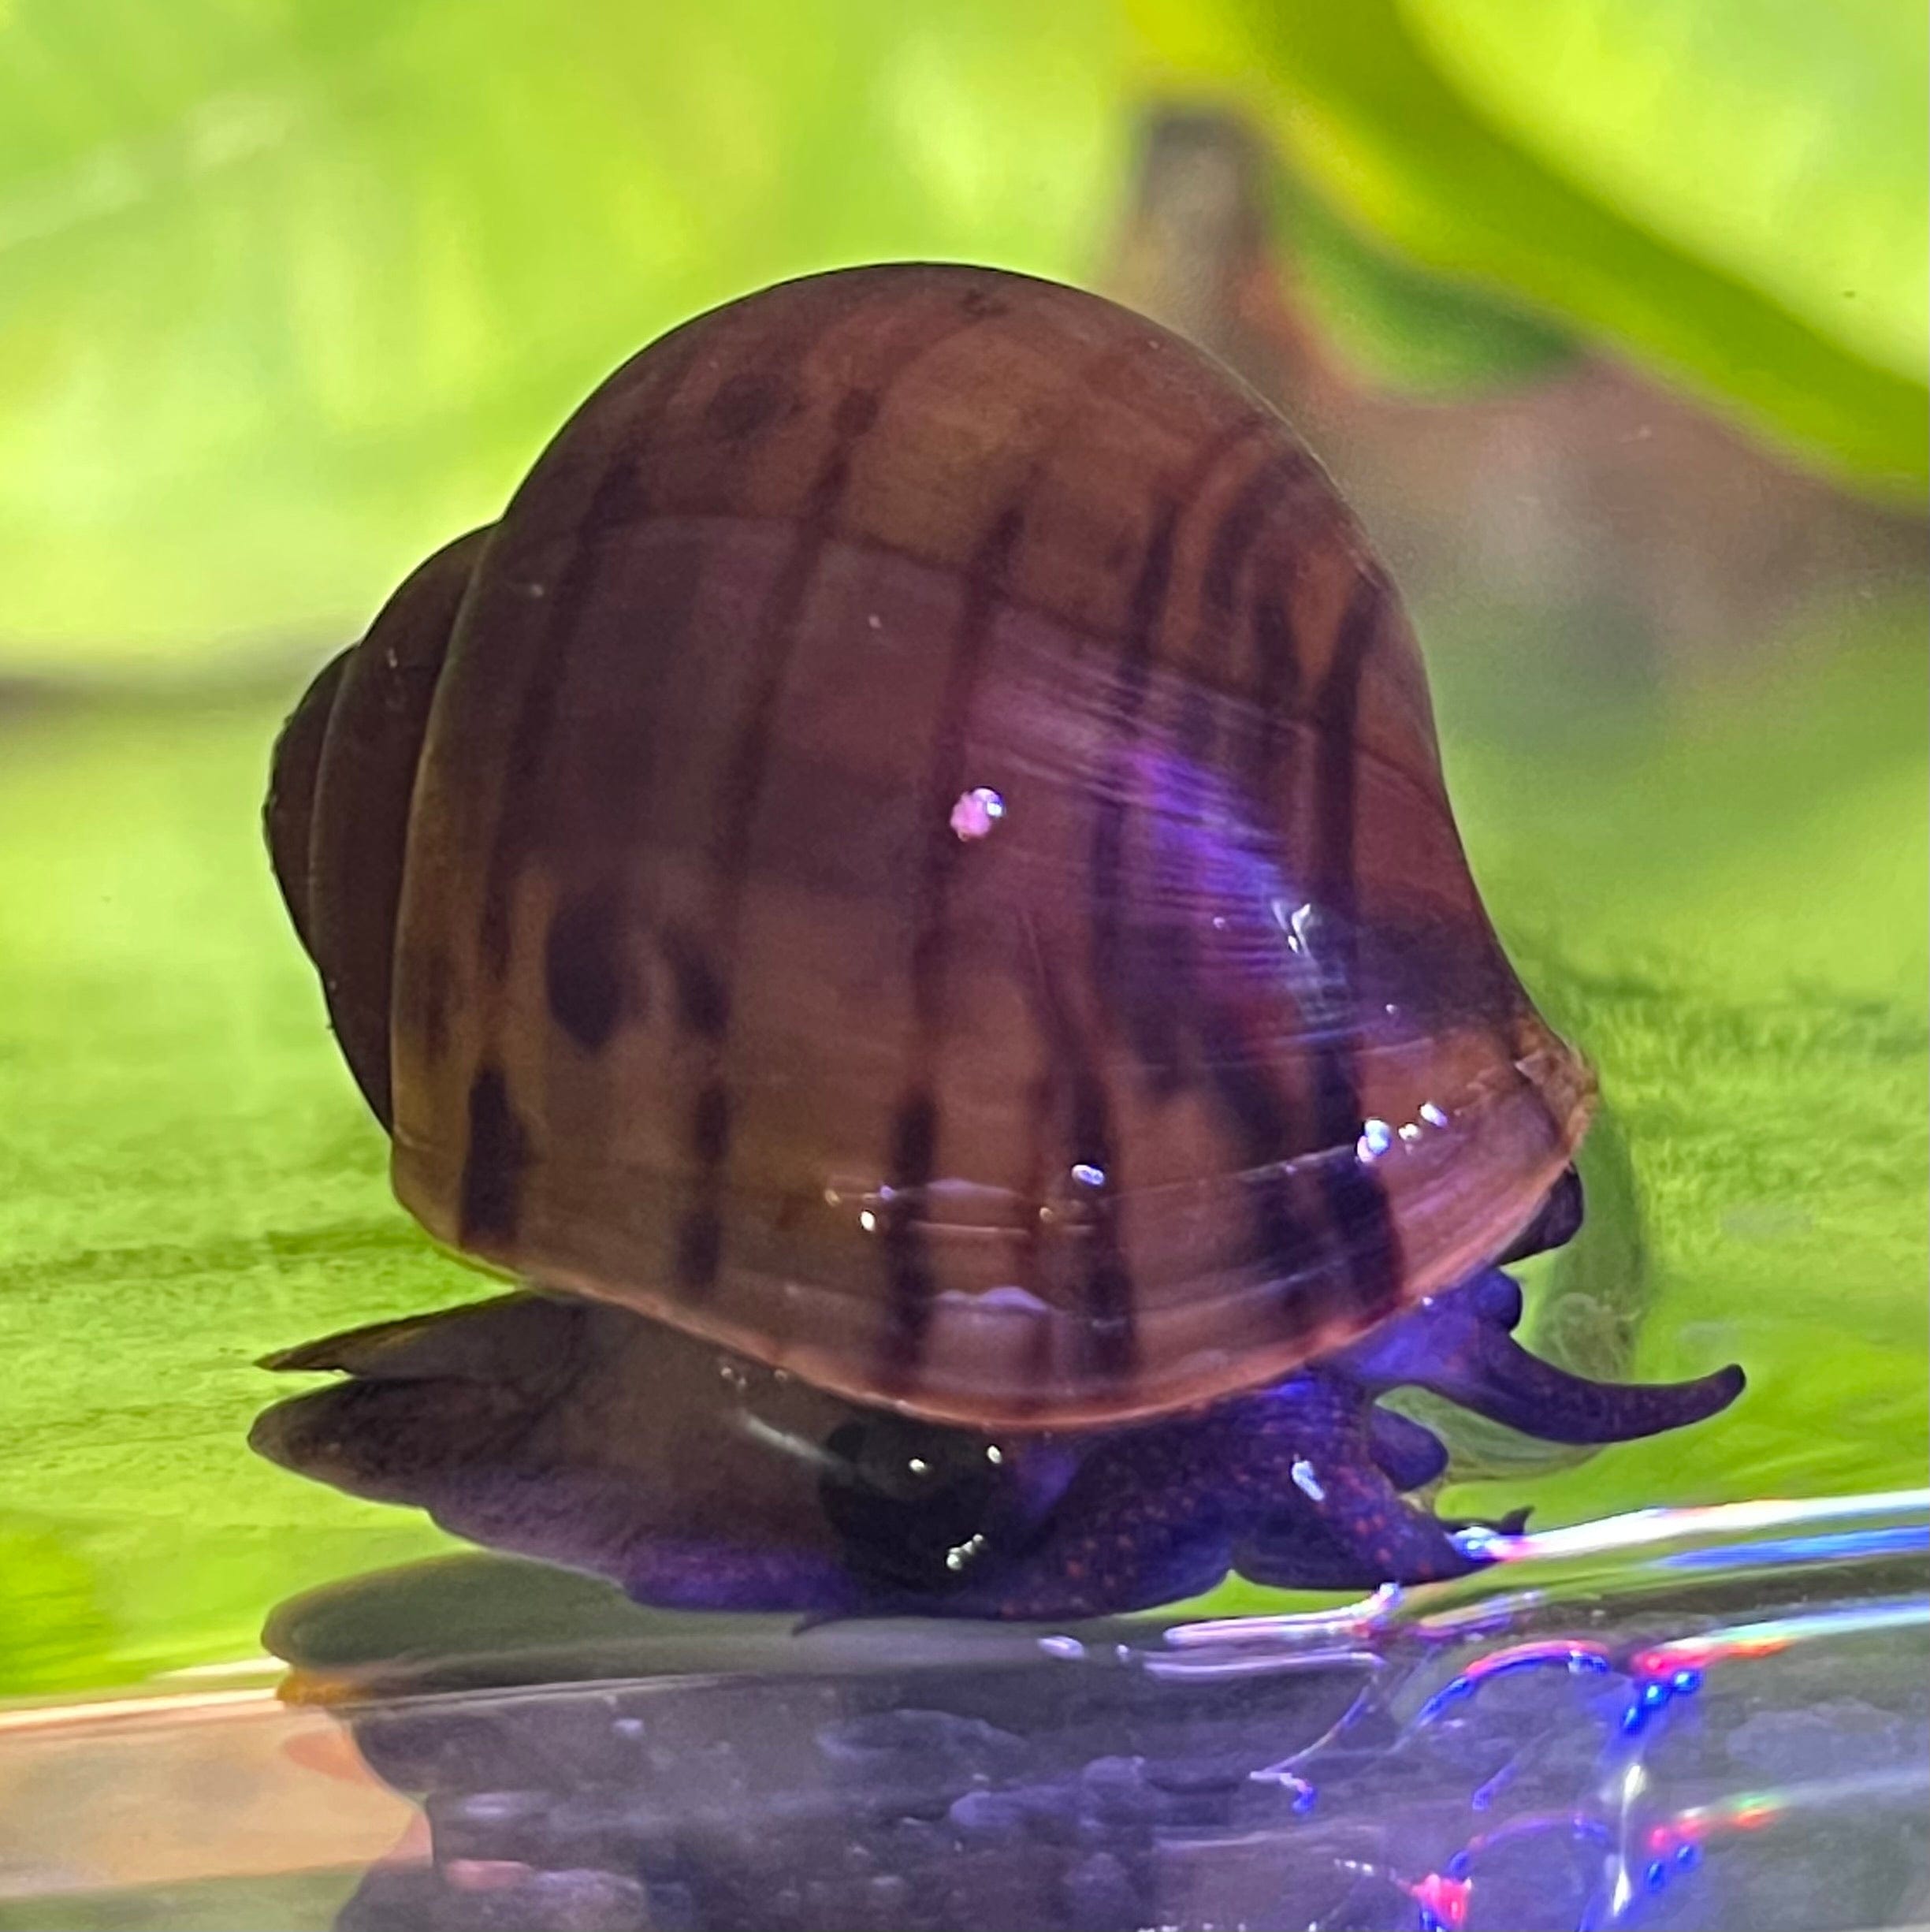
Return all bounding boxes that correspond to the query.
[268,263,1594,1429]
[266,529,485,1124]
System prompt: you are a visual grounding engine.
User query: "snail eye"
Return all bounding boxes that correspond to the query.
[818,1416,1011,1592]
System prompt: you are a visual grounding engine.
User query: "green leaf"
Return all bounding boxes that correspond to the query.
[1277,167,1578,395]
[1129,0,1928,496]
[1403,0,1928,386]
[0,697,461,1696]
[0,0,1128,670]
[0,1517,118,1694]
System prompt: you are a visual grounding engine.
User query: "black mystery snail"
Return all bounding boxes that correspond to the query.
[258,262,1743,1619]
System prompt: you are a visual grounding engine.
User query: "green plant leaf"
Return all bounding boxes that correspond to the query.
[1277,167,1579,395]
[0,696,461,1695]
[1404,0,1928,386]
[1128,0,1928,497]
[0,0,1127,671]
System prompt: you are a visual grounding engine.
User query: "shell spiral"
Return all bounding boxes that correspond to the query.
[267,262,1594,1429]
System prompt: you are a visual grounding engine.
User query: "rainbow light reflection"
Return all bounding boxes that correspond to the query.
[1631,1594,1927,1677]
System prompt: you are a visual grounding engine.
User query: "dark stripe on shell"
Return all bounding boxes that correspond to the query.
[544,884,631,1052]
[1180,463,1328,1338]
[1247,590,1303,792]
[705,370,795,442]
[473,445,660,986]
[671,421,870,1295]
[674,1210,723,1291]
[660,928,730,1039]
[1067,1064,1135,1379]
[876,1092,941,1374]
[1077,423,1276,1379]
[1305,571,1404,1330]
[1086,491,1180,1054]
[1193,1000,1326,1335]
[876,502,1031,1381]
[1075,497,1181,1383]
[1087,420,1275,1000]
[1177,452,1303,765]
[690,1081,732,1167]
[1201,553,1324,1316]
[674,297,1008,1301]
[398,941,452,1068]
[463,322,716,1215]
[1200,451,1305,624]
[457,1063,532,1247]
[1022,954,1135,1394]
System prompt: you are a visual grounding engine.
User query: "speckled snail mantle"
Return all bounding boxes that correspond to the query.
[258,262,1742,1619]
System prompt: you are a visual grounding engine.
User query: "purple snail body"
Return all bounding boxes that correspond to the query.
[258,262,1742,1619]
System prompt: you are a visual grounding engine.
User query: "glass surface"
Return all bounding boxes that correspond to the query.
[2,1495,1923,1930]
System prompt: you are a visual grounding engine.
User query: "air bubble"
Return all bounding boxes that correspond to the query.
[950,787,1006,841]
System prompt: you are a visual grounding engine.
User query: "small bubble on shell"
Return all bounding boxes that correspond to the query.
[950,786,1006,841]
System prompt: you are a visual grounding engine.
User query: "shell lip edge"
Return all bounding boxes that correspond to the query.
[377,1044,1597,1430]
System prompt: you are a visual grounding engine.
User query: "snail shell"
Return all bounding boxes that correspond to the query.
[267,262,1593,1430]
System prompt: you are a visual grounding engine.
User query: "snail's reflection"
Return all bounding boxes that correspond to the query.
[261,1508,1930,1932]
[251,1256,1738,1626]
[255,1288,997,1618]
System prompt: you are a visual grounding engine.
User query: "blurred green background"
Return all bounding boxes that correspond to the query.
[1,0,1924,1698]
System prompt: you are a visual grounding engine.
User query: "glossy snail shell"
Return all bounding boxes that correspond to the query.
[266,262,1594,1431]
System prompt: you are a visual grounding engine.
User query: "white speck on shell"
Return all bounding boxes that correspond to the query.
[950,786,1006,841]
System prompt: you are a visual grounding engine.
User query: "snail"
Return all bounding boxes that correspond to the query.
[258,262,1742,1620]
